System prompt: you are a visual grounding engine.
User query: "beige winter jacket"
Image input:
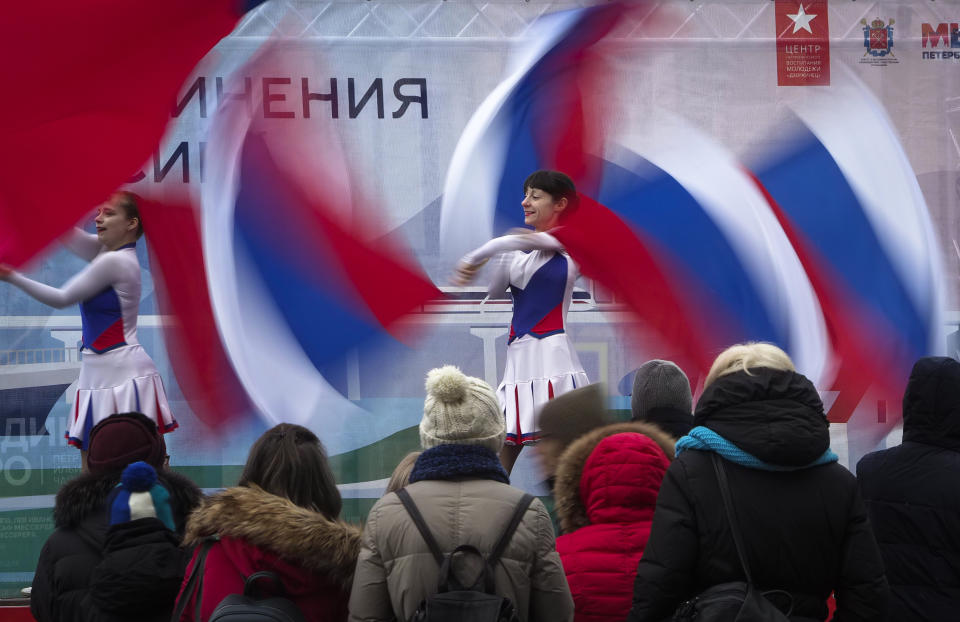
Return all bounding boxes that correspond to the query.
[348,478,574,622]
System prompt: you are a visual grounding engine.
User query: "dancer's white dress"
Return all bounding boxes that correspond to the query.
[462,231,588,445]
[6,230,176,448]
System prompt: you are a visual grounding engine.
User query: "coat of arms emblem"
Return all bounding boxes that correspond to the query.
[862,18,895,57]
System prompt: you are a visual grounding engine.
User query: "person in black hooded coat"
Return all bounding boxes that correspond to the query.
[856,356,960,621]
[626,343,888,622]
[30,412,202,622]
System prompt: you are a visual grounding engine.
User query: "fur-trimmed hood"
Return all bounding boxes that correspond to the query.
[53,468,202,530]
[183,485,362,590]
[554,421,675,534]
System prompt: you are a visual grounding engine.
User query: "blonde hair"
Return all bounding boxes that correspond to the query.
[385,451,421,494]
[704,342,795,389]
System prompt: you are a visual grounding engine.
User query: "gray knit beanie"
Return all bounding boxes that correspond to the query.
[420,365,505,453]
[631,360,693,420]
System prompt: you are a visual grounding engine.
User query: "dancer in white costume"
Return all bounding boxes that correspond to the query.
[454,170,589,473]
[0,192,176,450]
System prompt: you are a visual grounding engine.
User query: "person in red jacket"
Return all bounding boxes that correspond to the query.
[552,421,674,622]
[174,424,361,622]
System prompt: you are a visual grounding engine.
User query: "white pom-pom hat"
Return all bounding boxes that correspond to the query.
[421,365,505,453]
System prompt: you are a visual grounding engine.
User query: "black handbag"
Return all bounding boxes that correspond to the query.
[671,454,794,622]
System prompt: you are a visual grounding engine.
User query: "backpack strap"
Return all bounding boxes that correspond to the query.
[488,493,535,569]
[711,453,753,585]
[479,493,535,593]
[712,454,795,616]
[170,535,217,622]
[397,489,535,595]
[395,488,445,566]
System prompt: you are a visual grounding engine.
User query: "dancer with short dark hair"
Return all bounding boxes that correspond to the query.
[453,170,589,473]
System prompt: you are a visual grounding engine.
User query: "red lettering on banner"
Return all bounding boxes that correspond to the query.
[776,0,830,86]
[921,23,951,48]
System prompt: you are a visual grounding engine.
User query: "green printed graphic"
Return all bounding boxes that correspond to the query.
[0,509,54,598]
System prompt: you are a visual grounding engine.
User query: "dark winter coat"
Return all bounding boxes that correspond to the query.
[631,406,692,440]
[175,485,362,622]
[857,356,960,621]
[553,422,674,622]
[30,468,202,622]
[627,368,889,622]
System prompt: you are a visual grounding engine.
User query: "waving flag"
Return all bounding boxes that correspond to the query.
[140,195,253,429]
[550,126,830,381]
[0,0,265,267]
[203,65,440,432]
[752,75,946,439]
[440,5,944,446]
[440,2,626,257]
[441,2,825,379]
[586,121,829,381]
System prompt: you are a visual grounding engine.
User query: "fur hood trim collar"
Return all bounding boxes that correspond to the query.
[553,421,675,534]
[183,485,361,589]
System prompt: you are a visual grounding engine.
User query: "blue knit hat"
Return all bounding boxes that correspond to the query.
[109,461,175,530]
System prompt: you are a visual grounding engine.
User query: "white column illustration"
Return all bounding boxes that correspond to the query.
[469,327,508,387]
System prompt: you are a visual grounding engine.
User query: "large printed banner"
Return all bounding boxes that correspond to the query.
[1,0,959,593]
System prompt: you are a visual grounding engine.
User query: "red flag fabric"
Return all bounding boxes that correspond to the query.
[139,196,253,429]
[552,197,718,376]
[0,0,254,266]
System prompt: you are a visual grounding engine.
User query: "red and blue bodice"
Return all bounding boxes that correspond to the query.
[79,244,141,353]
[506,250,577,344]
[80,286,127,353]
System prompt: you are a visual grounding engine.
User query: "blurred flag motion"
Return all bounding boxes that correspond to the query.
[0,0,440,430]
[0,0,266,266]
[0,1,945,441]
[751,81,945,438]
[440,2,628,253]
[140,195,253,429]
[440,4,945,443]
[198,49,440,429]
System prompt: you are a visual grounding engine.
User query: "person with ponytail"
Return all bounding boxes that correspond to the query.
[0,192,176,451]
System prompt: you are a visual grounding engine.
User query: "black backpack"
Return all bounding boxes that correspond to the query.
[171,536,307,622]
[395,488,535,622]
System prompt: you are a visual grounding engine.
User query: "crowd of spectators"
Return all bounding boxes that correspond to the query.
[28,345,960,622]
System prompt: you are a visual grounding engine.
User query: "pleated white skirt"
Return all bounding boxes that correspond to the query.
[497,333,588,445]
[68,344,177,449]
